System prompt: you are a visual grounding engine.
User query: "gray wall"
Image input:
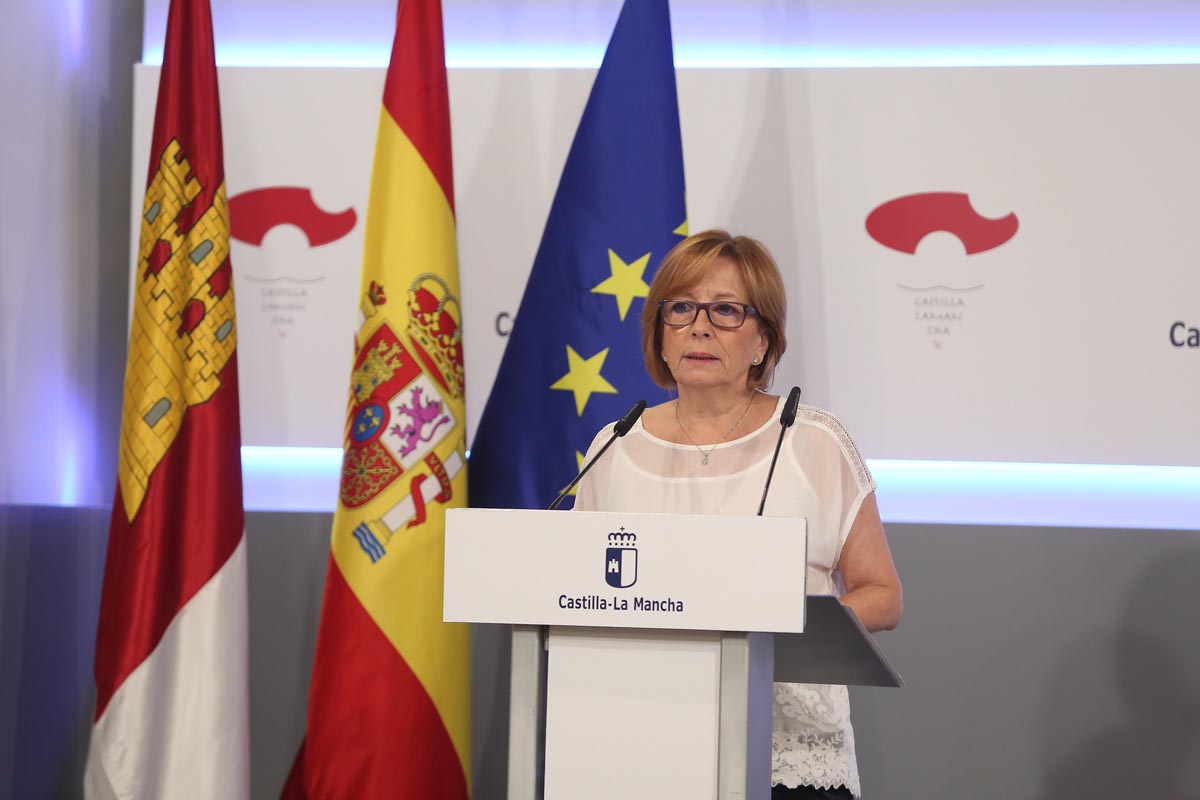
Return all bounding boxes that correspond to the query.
[5,509,1199,799]
[852,523,1200,799]
[244,516,1200,799]
[0,507,110,800]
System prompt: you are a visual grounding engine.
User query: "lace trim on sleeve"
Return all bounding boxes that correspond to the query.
[582,422,617,463]
[794,405,874,490]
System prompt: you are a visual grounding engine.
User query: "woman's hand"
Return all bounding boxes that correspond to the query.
[836,492,903,632]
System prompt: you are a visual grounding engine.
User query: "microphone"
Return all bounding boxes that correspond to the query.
[612,399,646,437]
[548,400,646,510]
[757,386,801,516]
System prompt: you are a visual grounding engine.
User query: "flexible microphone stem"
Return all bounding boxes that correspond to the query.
[548,400,646,510]
[757,386,802,516]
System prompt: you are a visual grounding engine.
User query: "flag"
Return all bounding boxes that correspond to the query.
[283,0,470,796]
[469,0,686,510]
[84,0,249,797]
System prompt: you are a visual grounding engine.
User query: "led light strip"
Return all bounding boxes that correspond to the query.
[140,45,1200,69]
[241,446,344,514]
[240,447,1200,530]
[870,459,1200,531]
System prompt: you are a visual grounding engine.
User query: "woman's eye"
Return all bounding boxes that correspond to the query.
[670,301,694,314]
[713,303,738,316]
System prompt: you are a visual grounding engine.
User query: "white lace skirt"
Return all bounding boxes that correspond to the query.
[771,682,861,797]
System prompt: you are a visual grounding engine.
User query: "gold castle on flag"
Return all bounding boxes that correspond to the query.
[119,139,236,520]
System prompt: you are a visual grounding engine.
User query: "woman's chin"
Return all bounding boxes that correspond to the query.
[674,372,741,392]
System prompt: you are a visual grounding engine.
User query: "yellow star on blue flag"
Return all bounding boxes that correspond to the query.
[591,250,651,321]
[470,0,686,510]
[550,346,619,415]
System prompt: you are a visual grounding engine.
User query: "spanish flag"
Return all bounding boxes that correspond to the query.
[84,0,250,797]
[285,0,470,796]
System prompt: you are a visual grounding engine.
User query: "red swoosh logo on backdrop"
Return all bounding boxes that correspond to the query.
[229,187,357,247]
[866,192,1018,255]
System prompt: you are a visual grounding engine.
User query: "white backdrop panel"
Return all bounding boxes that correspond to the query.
[131,65,1200,467]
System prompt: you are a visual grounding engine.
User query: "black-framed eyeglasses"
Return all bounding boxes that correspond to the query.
[658,299,759,329]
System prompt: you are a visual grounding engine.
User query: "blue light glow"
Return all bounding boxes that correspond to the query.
[140,44,1200,69]
[241,446,342,513]
[667,46,1200,69]
[870,460,1200,531]
[235,448,1200,530]
[58,442,79,506]
[65,0,84,65]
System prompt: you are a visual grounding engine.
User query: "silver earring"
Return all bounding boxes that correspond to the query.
[662,354,667,361]
[752,355,761,365]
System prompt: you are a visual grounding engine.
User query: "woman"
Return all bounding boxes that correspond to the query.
[574,229,903,799]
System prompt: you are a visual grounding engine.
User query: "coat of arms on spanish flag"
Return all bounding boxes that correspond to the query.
[284,0,471,796]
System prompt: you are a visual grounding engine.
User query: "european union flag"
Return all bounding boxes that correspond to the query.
[469,0,686,510]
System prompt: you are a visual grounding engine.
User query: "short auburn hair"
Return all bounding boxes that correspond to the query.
[641,229,787,390]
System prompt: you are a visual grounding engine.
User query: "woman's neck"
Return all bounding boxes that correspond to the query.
[675,385,759,425]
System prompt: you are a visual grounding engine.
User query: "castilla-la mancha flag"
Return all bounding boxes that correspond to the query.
[84,0,249,798]
[283,0,471,796]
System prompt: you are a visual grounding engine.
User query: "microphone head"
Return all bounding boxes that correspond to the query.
[613,400,647,436]
[780,386,802,427]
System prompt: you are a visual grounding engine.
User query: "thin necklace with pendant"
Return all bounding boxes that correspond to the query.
[676,393,756,466]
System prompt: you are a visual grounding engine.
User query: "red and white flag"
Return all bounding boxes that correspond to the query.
[84,0,249,796]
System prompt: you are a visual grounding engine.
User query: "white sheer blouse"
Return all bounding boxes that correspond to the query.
[574,395,875,796]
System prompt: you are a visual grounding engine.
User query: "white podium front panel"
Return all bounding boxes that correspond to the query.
[544,628,722,800]
[445,508,808,633]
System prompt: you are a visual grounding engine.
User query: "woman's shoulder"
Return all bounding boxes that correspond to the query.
[585,419,618,447]
[790,403,873,484]
[792,403,854,438]
[586,399,665,449]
